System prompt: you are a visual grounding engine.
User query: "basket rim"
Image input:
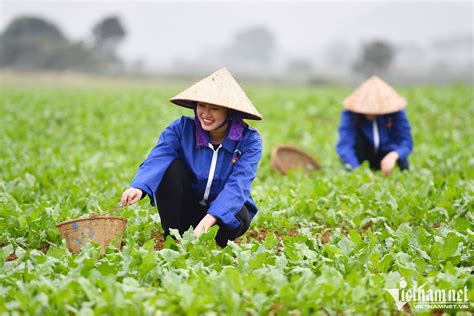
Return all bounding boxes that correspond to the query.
[271,144,320,167]
[56,216,127,228]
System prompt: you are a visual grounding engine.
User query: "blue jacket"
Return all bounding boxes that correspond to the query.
[131,116,262,229]
[336,110,413,169]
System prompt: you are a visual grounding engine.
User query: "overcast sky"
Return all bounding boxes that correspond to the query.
[1,0,472,70]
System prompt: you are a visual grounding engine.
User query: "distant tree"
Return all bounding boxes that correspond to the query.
[91,16,126,58]
[234,26,275,63]
[353,40,395,76]
[0,16,66,67]
[223,25,276,67]
[0,16,100,71]
[1,16,65,41]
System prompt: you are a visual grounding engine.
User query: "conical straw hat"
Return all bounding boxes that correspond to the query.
[343,76,407,115]
[170,67,263,120]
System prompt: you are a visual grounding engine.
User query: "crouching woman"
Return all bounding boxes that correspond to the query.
[121,68,263,247]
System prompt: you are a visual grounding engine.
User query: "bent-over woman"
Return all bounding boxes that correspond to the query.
[336,76,413,176]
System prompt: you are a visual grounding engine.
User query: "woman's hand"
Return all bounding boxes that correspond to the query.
[121,188,143,206]
[381,151,399,176]
[194,214,217,238]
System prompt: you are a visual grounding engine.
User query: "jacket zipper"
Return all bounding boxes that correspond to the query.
[372,120,379,153]
[200,143,222,206]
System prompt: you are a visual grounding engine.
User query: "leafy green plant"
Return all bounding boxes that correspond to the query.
[0,82,472,315]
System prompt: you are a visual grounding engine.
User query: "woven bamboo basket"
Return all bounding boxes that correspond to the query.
[56,216,127,254]
[271,145,321,175]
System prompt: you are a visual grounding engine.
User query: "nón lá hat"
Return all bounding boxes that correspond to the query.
[170,67,263,120]
[343,75,407,115]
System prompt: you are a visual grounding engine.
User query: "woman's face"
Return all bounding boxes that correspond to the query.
[196,102,228,131]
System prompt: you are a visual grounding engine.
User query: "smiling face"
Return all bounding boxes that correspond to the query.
[196,102,229,132]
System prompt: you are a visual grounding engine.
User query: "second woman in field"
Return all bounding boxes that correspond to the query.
[336,76,413,176]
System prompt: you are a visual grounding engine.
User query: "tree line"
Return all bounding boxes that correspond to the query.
[0,15,396,78]
[0,15,126,73]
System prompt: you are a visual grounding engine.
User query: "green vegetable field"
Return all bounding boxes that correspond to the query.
[1,78,472,315]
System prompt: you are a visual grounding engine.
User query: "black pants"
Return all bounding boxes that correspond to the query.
[155,160,250,247]
[355,130,409,170]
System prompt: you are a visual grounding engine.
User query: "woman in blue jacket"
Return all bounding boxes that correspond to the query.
[121,68,263,246]
[336,76,413,176]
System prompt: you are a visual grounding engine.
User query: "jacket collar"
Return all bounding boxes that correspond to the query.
[195,130,237,154]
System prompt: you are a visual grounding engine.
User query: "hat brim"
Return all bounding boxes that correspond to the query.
[342,76,407,115]
[170,98,263,120]
[342,102,407,115]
